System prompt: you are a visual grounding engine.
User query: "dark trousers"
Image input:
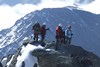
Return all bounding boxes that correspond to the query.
[41,35,45,42]
[56,35,62,43]
[67,37,71,45]
[34,33,38,41]
[56,35,66,44]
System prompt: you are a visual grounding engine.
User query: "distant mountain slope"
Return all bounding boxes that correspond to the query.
[0,7,100,58]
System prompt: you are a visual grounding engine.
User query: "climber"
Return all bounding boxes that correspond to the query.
[56,23,63,43]
[40,22,49,42]
[65,25,73,45]
[32,21,41,42]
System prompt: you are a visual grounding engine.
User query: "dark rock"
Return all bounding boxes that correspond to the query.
[21,61,25,67]
[33,63,38,67]
[32,42,100,67]
[0,62,3,67]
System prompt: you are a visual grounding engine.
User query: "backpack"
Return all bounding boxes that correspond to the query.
[33,23,41,34]
[41,25,46,35]
[56,26,63,35]
[32,23,40,31]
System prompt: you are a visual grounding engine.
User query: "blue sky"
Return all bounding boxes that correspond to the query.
[0,0,94,6]
[0,0,99,31]
[0,0,41,6]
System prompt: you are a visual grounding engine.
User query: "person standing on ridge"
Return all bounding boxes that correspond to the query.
[56,23,63,43]
[40,22,49,42]
[55,23,63,50]
[65,25,73,45]
[32,21,41,42]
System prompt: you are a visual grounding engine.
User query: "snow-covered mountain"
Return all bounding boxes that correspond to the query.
[0,7,100,58]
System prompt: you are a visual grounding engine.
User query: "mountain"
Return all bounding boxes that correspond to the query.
[0,7,100,58]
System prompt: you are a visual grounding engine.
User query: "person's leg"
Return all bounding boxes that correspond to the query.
[65,36,67,44]
[66,37,69,45]
[61,37,63,43]
[41,35,43,42]
[34,33,36,41]
[69,38,71,45]
[56,35,58,43]
[42,35,45,41]
[41,35,45,42]
[62,35,65,44]
[36,34,38,42]
[59,35,62,43]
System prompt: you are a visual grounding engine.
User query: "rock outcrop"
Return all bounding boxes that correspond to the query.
[32,42,100,67]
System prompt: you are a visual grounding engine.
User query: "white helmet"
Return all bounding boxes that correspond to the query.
[43,22,46,25]
[68,25,71,29]
[58,23,62,27]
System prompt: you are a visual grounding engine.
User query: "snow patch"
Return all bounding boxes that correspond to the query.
[16,44,43,67]
[1,57,7,67]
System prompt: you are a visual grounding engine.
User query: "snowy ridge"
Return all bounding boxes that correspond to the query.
[2,44,43,67]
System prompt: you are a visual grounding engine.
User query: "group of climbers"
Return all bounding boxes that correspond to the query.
[32,21,49,42]
[32,21,73,45]
[56,23,73,45]
[32,20,94,67]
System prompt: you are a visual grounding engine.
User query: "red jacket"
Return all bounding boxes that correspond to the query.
[56,26,63,36]
[41,25,46,35]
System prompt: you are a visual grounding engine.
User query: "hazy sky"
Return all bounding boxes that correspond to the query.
[0,0,41,6]
[0,0,99,31]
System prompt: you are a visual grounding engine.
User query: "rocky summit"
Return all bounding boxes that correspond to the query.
[32,42,100,67]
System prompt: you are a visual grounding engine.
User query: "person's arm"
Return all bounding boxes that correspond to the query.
[71,30,73,36]
[46,28,49,30]
[65,30,67,36]
[32,25,35,30]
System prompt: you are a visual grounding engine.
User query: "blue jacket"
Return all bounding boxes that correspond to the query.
[65,29,73,38]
